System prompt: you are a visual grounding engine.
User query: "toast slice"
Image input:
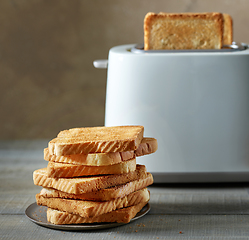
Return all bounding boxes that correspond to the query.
[47,201,148,224]
[33,164,147,194]
[44,137,157,166]
[47,158,136,178]
[135,137,158,157]
[40,172,153,201]
[44,148,134,166]
[36,188,150,218]
[223,13,233,45]
[48,126,144,156]
[144,12,223,50]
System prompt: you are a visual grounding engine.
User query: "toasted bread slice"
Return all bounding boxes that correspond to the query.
[33,164,147,194]
[135,137,158,157]
[40,172,153,201]
[36,188,150,218]
[47,158,136,178]
[44,137,157,166]
[48,126,144,156]
[44,148,134,166]
[47,201,148,224]
[223,13,233,45]
[144,12,223,50]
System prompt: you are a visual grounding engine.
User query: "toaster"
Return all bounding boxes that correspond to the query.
[94,43,249,183]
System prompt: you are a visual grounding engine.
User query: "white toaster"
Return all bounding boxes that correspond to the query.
[94,43,249,183]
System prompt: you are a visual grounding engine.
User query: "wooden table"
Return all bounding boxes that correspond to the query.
[1,140,249,239]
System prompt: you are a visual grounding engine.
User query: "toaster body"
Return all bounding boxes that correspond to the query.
[104,44,249,182]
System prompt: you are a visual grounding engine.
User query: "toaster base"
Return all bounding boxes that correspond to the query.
[152,172,249,183]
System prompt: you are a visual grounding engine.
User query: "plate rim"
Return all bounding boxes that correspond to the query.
[25,202,150,231]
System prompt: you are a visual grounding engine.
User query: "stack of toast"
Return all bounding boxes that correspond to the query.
[144,12,233,50]
[33,125,158,225]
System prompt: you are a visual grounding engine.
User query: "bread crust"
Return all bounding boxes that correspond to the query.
[223,13,233,45]
[144,12,223,50]
[135,137,158,157]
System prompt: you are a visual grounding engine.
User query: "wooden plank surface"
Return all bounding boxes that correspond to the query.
[1,140,249,239]
[1,214,249,240]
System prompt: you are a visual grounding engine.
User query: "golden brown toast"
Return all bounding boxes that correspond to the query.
[223,13,233,45]
[40,172,153,201]
[47,158,137,178]
[57,125,144,138]
[33,164,147,194]
[36,188,150,218]
[44,137,157,166]
[47,201,148,224]
[44,148,134,166]
[144,12,223,50]
[135,137,158,157]
[48,126,144,156]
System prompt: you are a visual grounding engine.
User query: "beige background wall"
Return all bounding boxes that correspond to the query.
[1,0,249,139]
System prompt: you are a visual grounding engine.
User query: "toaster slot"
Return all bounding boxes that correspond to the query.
[131,42,248,53]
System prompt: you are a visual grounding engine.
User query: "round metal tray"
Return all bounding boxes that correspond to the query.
[25,202,150,231]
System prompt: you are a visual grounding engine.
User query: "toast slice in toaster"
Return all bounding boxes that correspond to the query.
[48,125,144,156]
[46,158,136,178]
[47,201,148,224]
[36,188,150,218]
[144,12,223,50]
[44,137,157,166]
[223,13,233,45]
[33,164,147,194]
[39,172,153,201]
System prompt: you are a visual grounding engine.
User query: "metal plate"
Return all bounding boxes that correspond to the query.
[25,202,150,231]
